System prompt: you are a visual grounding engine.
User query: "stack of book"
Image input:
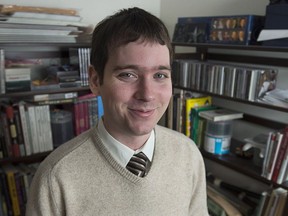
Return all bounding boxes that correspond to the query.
[206,173,288,216]
[206,173,260,216]
[0,4,92,43]
[4,67,31,93]
[0,163,39,216]
[258,88,288,108]
[261,126,288,184]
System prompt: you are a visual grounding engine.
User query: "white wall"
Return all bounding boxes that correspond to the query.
[0,0,161,27]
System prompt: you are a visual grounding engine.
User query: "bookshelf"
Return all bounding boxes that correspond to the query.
[171,42,288,216]
[0,40,105,215]
[0,41,96,160]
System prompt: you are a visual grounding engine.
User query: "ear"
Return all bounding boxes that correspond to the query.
[88,65,100,95]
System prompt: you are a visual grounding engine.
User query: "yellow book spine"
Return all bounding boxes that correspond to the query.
[6,172,20,216]
[185,96,212,138]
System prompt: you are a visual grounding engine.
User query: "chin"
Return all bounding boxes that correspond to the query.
[131,125,154,136]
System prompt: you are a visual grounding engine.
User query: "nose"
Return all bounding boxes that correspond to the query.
[134,77,155,102]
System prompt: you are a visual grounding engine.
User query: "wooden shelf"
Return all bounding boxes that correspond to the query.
[0,151,51,165]
[173,85,288,113]
[0,41,91,48]
[202,150,288,190]
[0,86,91,99]
[172,42,288,52]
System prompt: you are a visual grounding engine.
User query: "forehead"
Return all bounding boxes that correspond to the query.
[109,40,170,65]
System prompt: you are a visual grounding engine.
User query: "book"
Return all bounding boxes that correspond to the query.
[5,105,21,157]
[254,191,271,216]
[18,101,32,156]
[0,5,78,16]
[266,132,283,180]
[272,127,288,182]
[4,11,82,22]
[0,16,89,27]
[190,105,217,145]
[207,184,243,216]
[25,92,78,102]
[207,182,254,216]
[13,108,26,156]
[276,128,288,184]
[207,196,228,216]
[5,67,31,93]
[97,96,104,119]
[2,164,21,216]
[0,167,13,216]
[199,109,243,122]
[263,187,287,216]
[262,132,277,179]
[0,111,13,157]
[265,88,288,102]
[185,96,212,137]
[0,49,4,94]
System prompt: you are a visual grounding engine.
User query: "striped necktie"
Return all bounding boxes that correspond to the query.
[126,152,151,177]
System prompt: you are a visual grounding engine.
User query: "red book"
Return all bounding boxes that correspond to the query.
[5,106,20,157]
[271,127,288,182]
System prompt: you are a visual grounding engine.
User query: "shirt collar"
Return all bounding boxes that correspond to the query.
[97,118,154,167]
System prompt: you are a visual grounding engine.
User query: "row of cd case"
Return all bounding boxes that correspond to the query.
[172,59,278,102]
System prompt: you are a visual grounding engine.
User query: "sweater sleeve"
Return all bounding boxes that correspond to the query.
[189,150,210,216]
[25,164,62,216]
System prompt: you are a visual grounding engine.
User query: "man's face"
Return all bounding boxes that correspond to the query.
[90,40,172,144]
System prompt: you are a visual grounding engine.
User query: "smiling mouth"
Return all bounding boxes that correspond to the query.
[129,108,156,117]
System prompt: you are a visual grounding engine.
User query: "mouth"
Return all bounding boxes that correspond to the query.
[129,108,156,118]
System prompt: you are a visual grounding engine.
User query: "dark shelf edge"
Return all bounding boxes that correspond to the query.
[172,42,288,52]
[173,85,288,113]
[0,42,91,48]
[201,150,288,190]
[0,151,51,165]
[0,86,91,99]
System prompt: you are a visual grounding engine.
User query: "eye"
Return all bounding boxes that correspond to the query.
[154,72,169,79]
[119,72,134,78]
[117,72,137,81]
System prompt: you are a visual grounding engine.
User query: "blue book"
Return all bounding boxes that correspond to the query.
[97,96,104,118]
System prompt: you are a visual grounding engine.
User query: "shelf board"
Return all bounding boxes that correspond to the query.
[0,41,91,48]
[172,42,288,52]
[0,86,91,99]
[0,151,51,165]
[173,85,288,113]
[202,149,288,190]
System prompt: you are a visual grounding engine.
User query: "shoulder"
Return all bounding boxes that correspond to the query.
[35,127,99,175]
[154,125,201,155]
[155,125,196,145]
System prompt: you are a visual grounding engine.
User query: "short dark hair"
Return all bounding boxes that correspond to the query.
[90,7,173,84]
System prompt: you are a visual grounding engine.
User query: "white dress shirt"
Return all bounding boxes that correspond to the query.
[97,118,154,167]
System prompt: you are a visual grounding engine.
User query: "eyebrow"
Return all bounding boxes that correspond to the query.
[113,64,171,72]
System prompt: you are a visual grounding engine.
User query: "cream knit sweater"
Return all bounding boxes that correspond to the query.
[26,125,209,216]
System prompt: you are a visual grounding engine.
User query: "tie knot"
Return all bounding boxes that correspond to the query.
[126,152,151,177]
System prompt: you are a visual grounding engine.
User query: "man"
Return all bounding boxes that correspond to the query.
[26,7,209,215]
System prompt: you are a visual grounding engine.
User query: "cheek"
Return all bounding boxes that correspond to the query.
[160,86,172,103]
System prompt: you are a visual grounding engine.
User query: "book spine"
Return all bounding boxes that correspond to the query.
[44,105,53,151]
[0,170,13,216]
[97,96,104,119]
[13,109,26,157]
[267,132,283,180]
[0,49,5,94]
[0,112,13,158]
[73,101,80,136]
[5,106,20,157]
[18,103,32,156]
[27,106,39,154]
[272,127,288,182]
[6,171,21,216]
